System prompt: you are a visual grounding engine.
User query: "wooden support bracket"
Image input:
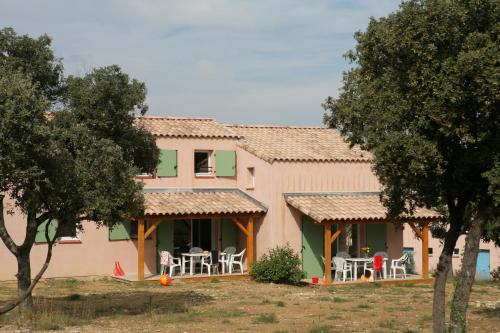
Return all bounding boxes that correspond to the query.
[408,221,422,239]
[231,218,249,237]
[144,218,162,239]
[331,224,345,245]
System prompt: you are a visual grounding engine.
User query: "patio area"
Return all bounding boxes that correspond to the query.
[285,192,442,285]
[134,189,268,282]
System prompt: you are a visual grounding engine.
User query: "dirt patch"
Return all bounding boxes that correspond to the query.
[0,278,498,332]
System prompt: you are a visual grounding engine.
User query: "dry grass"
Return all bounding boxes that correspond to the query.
[0,278,498,332]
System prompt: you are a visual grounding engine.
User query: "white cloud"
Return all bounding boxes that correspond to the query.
[0,0,401,125]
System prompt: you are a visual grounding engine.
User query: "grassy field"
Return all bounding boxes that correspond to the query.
[0,278,498,332]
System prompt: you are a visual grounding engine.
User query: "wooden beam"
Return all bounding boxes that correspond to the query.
[247,216,254,272]
[421,222,429,279]
[231,218,249,237]
[138,218,145,281]
[330,224,345,245]
[408,221,422,239]
[323,222,332,285]
[144,218,162,239]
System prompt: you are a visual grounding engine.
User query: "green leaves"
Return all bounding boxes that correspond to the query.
[323,0,500,227]
[0,28,159,233]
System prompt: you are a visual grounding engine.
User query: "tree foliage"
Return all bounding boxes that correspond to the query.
[323,1,499,331]
[0,27,159,311]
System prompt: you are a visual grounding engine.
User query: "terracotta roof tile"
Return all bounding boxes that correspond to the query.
[143,189,267,216]
[134,117,239,138]
[226,125,370,163]
[285,193,440,223]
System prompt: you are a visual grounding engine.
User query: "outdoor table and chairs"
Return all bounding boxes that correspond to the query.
[181,250,209,275]
[179,246,245,276]
[345,256,388,280]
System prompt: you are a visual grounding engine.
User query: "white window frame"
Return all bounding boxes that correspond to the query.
[194,150,212,176]
[58,228,80,243]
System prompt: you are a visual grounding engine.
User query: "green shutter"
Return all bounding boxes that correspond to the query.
[109,221,131,240]
[157,149,177,177]
[215,150,236,176]
[301,215,324,279]
[35,219,58,243]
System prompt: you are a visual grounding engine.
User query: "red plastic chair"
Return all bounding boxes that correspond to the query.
[373,255,383,279]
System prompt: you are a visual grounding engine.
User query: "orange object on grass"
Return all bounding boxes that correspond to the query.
[160,274,172,286]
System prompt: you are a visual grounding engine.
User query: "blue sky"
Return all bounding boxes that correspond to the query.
[1,0,402,125]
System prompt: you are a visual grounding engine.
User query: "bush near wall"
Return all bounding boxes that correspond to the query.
[251,244,305,284]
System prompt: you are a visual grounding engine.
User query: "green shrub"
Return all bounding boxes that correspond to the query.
[251,244,305,284]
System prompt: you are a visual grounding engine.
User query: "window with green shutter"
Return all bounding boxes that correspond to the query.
[215,150,236,177]
[35,219,58,243]
[157,149,177,177]
[109,221,131,241]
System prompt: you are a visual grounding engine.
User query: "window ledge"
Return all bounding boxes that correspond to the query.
[135,175,154,180]
[195,174,215,178]
[58,239,82,244]
[246,187,255,190]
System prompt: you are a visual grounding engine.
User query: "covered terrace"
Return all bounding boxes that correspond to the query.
[135,189,267,281]
[285,192,441,285]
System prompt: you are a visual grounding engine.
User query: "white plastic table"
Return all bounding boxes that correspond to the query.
[346,257,388,280]
[181,252,209,275]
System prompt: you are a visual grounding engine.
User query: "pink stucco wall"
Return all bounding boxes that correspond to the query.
[403,227,500,275]
[0,197,157,280]
[1,133,499,280]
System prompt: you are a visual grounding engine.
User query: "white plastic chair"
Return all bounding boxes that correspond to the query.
[185,247,203,274]
[220,246,236,274]
[229,249,246,274]
[201,252,215,276]
[336,252,353,272]
[159,250,181,276]
[390,253,409,279]
[333,257,352,282]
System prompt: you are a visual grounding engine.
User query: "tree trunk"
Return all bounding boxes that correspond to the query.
[448,215,482,333]
[16,249,33,310]
[433,221,462,333]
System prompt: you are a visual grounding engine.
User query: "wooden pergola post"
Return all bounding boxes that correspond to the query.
[247,216,254,271]
[421,222,429,279]
[138,218,145,281]
[323,222,332,285]
[230,216,255,273]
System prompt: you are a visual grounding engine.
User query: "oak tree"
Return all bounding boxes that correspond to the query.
[323,1,499,332]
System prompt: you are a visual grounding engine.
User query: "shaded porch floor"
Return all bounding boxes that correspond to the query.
[114,272,251,283]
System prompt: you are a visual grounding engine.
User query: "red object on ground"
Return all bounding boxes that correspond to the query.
[373,255,383,272]
[160,275,172,286]
[113,261,125,276]
[312,277,319,284]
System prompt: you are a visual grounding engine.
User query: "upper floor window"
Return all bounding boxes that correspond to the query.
[195,151,212,176]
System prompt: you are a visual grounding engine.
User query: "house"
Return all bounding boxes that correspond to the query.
[0,116,498,282]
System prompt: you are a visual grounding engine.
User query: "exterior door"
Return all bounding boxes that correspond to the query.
[156,221,174,273]
[476,250,490,280]
[301,215,324,279]
[365,224,387,254]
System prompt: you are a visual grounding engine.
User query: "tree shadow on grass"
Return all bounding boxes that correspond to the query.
[40,290,214,317]
[0,290,214,331]
[473,306,500,319]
